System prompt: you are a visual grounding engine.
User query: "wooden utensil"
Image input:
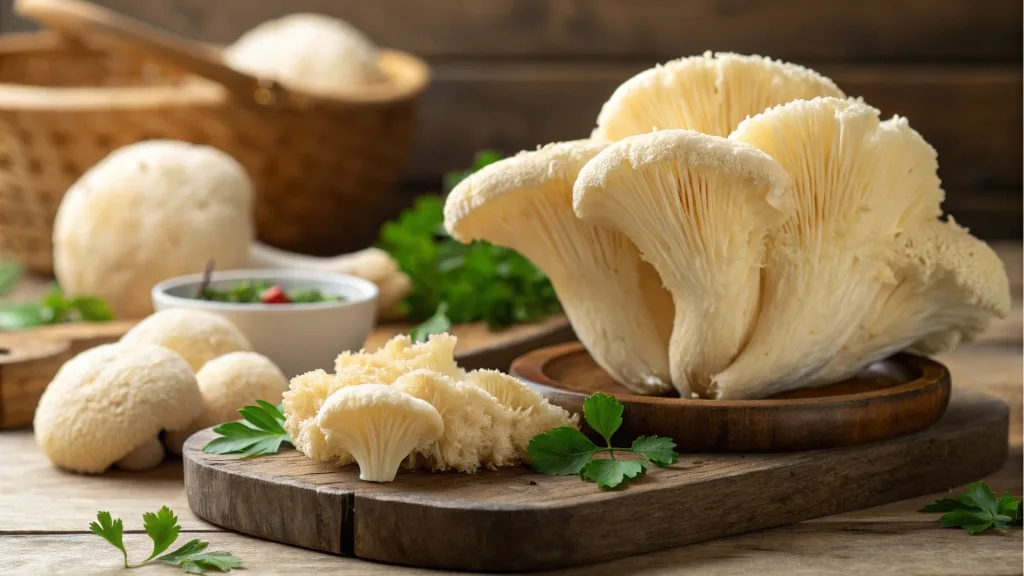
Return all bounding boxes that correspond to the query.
[183,389,1007,572]
[510,342,951,452]
[0,316,573,429]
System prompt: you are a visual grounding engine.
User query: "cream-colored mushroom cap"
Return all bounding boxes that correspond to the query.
[34,343,201,474]
[709,97,946,399]
[462,369,578,454]
[224,13,385,96]
[53,140,253,319]
[164,352,288,454]
[592,51,844,141]
[335,333,463,381]
[393,370,517,472]
[444,140,674,395]
[573,129,793,397]
[808,218,1011,386]
[121,308,252,372]
[315,384,444,482]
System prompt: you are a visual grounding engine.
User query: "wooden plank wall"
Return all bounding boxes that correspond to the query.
[2,0,1021,238]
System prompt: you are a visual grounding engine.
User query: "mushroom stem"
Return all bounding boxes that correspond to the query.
[115,437,166,471]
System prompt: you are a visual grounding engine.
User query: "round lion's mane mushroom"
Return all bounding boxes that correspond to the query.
[34,343,202,474]
[121,308,252,372]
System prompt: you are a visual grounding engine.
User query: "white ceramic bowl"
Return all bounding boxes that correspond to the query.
[152,269,378,377]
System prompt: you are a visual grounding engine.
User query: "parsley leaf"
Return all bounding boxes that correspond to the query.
[203,400,292,458]
[581,458,647,489]
[142,506,181,562]
[525,426,598,475]
[583,392,623,445]
[920,481,1022,534]
[89,511,128,567]
[377,152,562,331]
[0,284,112,330]
[410,302,451,343]
[90,508,242,573]
[629,436,679,467]
[526,393,678,489]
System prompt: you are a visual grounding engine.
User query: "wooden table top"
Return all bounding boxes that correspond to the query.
[4,243,1022,575]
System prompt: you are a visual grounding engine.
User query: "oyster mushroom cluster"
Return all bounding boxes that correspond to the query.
[444,51,1011,401]
[283,333,577,482]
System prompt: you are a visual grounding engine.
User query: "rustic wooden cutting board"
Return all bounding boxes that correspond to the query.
[0,315,572,429]
[183,389,1008,572]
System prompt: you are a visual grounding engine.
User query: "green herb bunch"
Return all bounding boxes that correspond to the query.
[0,263,112,330]
[378,151,561,340]
[920,481,1022,534]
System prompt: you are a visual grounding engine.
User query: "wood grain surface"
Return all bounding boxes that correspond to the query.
[182,389,1007,572]
[513,348,952,452]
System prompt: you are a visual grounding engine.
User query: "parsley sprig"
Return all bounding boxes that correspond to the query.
[920,481,1022,534]
[0,283,112,330]
[526,392,678,489]
[378,151,562,333]
[202,400,292,458]
[89,506,242,573]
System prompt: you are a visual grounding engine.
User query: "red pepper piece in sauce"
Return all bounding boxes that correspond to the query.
[260,285,291,304]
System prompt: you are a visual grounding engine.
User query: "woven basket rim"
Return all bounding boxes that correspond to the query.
[0,30,431,110]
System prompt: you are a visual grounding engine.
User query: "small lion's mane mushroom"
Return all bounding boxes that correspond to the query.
[393,369,517,472]
[709,97,946,399]
[573,130,793,397]
[444,140,675,394]
[463,369,579,454]
[315,384,444,482]
[592,51,844,141]
[121,308,252,372]
[808,218,1011,386]
[34,343,201,474]
[164,351,288,454]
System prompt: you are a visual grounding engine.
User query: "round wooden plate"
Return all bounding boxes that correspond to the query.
[510,342,952,452]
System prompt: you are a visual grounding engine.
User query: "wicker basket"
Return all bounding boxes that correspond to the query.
[0,0,430,275]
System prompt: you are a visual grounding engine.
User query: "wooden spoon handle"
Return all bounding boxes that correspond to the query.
[13,0,295,108]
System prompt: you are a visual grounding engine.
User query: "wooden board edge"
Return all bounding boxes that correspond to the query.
[182,390,1009,572]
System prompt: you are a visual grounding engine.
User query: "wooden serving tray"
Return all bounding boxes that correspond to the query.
[511,342,951,452]
[0,315,572,429]
[183,389,1008,572]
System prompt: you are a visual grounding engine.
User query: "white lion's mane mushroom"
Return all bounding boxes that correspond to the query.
[120,308,252,372]
[709,97,946,399]
[53,140,254,319]
[315,384,444,482]
[444,140,675,394]
[393,370,518,472]
[592,51,844,141]
[164,351,288,455]
[34,343,201,474]
[224,13,385,96]
[573,130,793,397]
[808,218,1011,386]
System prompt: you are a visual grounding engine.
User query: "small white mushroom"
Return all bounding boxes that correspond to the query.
[34,343,202,474]
[315,384,444,482]
[164,352,288,455]
[121,308,252,372]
